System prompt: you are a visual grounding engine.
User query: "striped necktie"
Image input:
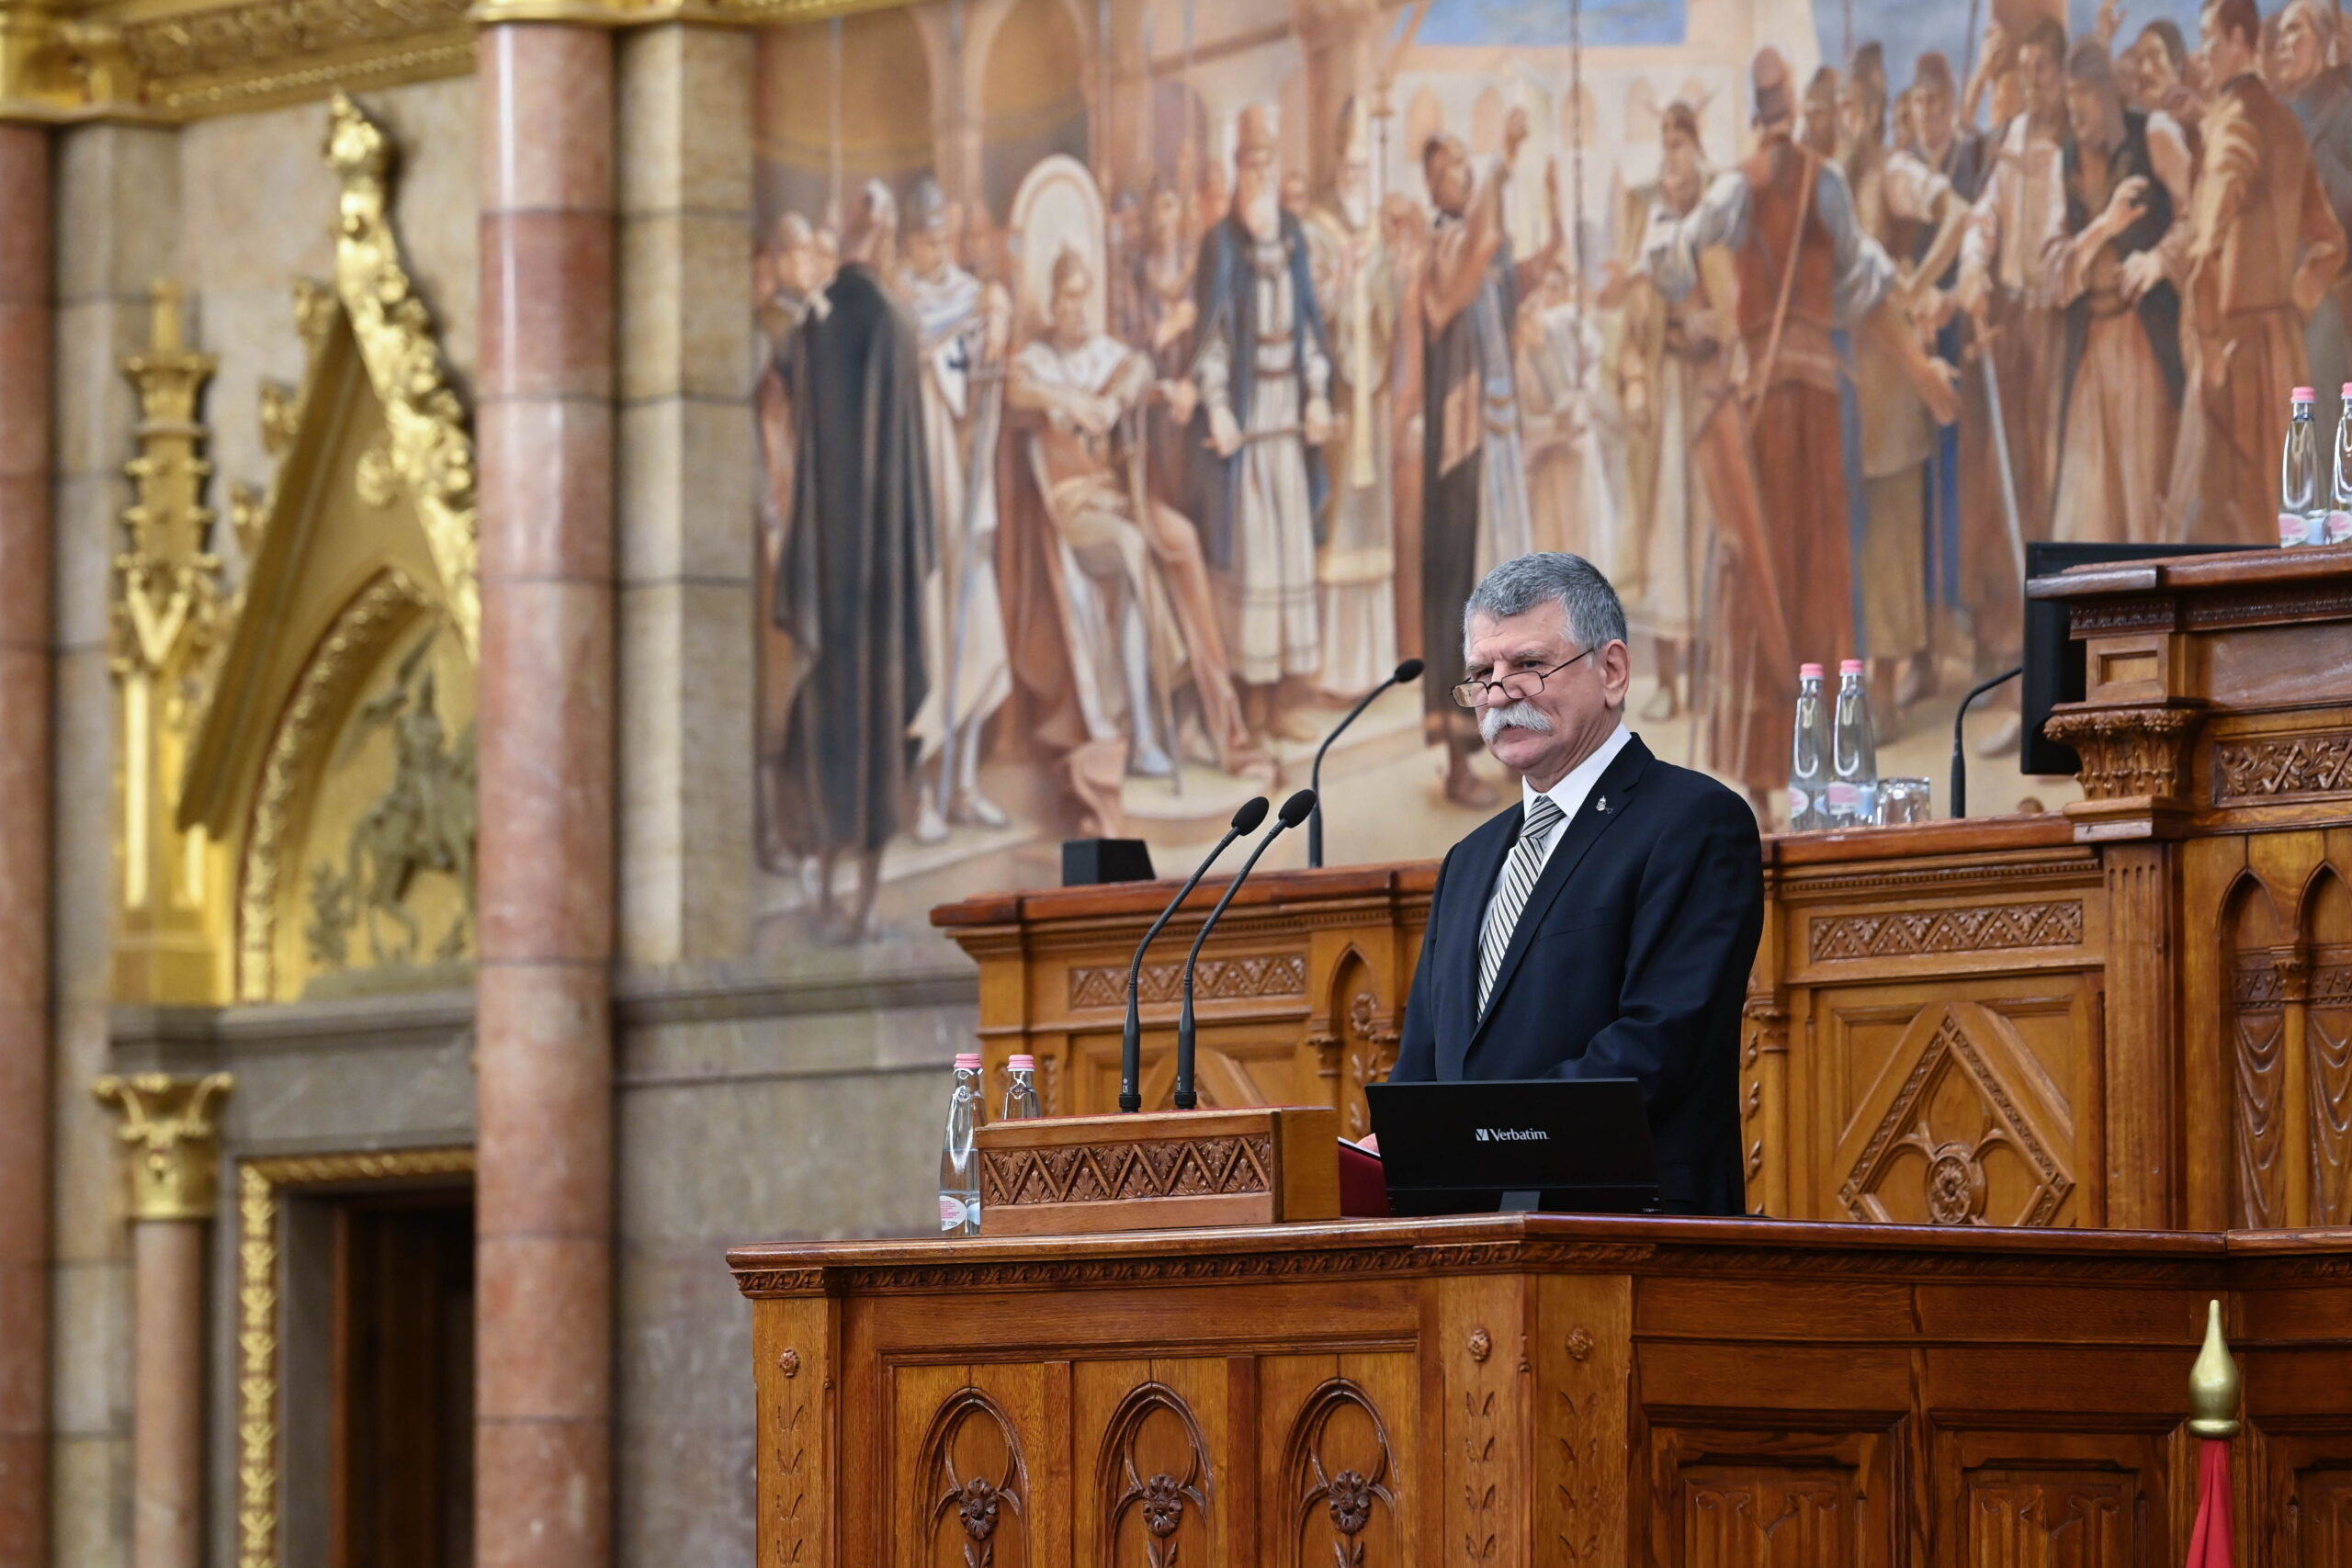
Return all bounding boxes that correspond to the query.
[1478,795,1566,1016]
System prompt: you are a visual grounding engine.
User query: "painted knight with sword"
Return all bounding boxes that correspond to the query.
[902,177,1014,843]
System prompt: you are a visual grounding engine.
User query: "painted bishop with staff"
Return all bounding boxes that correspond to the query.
[1190,102,1334,747]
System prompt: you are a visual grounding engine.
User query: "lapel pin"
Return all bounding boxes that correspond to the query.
[1596,795,1608,813]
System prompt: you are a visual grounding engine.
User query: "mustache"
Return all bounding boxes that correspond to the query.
[1478,700,1555,744]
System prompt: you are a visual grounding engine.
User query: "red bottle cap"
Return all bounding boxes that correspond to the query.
[1838,659,1866,675]
[1799,662,1825,678]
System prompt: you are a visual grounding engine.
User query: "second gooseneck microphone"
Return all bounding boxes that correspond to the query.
[1174,789,1317,1110]
[1307,660,1425,869]
[1120,795,1270,1112]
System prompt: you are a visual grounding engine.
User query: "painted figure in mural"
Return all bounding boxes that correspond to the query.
[771,181,934,940]
[1518,266,1623,580]
[1003,247,1261,829]
[1130,175,1202,515]
[2275,0,2352,409]
[1303,98,1399,700]
[1607,100,1726,725]
[901,179,1015,842]
[1191,103,1333,746]
[1840,41,1968,727]
[753,212,825,873]
[1643,45,1959,814]
[1905,51,1989,698]
[2165,0,2345,545]
[1956,16,2070,733]
[1408,106,1562,809]
[2049,38,2188,547]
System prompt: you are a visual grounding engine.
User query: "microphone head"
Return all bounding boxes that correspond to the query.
[1276,788,1318,829]
[1229,795,1271,833]
[1393,658,1426,683]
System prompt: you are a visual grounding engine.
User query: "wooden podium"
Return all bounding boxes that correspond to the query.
[934,545,2352,1234]
[730,1213,2352,1568]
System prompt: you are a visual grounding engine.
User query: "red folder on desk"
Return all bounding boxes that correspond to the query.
[1338,1139,1390,1218]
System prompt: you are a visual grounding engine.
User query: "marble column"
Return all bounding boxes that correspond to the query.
[476,24,616,1568]
[92,1074,228,1568]
[0,118,52,1568]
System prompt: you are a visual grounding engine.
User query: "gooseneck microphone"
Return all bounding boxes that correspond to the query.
[1174,789,1317,1110]
[1120,795,1270,1113]
[1307,659,1425,869]
[1949,665,2023,819]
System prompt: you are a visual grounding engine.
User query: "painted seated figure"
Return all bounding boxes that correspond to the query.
[1001,243,1263,834]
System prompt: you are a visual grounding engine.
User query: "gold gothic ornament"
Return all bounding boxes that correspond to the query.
[92,1072,234,1221]
[112,282,229,1006]
[324,88,481,660]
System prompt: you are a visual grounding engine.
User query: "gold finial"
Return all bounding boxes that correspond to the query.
[93,1074,233,1221]
[2188,1298,2241,1438]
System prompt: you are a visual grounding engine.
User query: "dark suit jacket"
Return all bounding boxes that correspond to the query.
[1387,735,1765,1214]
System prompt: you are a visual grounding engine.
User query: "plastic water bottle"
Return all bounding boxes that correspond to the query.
[2282,387,2324,547]
[1001,1054,1043,1121]
[1787,663,1831,831]
[939,1052,983,1235]
[1826,659,1879,829]
[2329,383,2352,545]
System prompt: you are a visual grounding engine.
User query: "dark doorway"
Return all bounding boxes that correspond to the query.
[330,1190,474,1568]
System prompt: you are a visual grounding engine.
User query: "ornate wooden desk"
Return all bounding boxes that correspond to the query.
[933,545,2352,1232]
[729,1213,2352,1568]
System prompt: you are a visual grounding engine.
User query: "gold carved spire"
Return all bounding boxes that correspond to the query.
[93,1073,233,1221]
[2188,1298,2241,1438]
[325,89,480,660]
[113,281,227,1005]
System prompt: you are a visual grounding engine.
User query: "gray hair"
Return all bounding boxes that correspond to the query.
[1463,552,1628,657]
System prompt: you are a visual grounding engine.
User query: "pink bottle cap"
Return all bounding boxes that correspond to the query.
[1799,662,1825,678]
[954,1053,982,1071]
[1008,1054,1036,1072]
[2340,383,2352,397]
[2295,387,2318,400]
[1838,659,1865,674]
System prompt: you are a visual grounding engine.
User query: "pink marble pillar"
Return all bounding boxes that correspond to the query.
[130,1223,202,1568]
[475,26,616,1568]
[0,121,52,1568]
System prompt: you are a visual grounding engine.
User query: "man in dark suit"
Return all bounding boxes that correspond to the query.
[1378,552,1765,1214]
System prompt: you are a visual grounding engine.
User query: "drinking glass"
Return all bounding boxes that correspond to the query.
[1876,777,1931,825]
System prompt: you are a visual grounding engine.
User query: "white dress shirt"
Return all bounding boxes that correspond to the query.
[1482,722,1634,931]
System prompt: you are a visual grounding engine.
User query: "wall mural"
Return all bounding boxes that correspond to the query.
[750,0,2343,944]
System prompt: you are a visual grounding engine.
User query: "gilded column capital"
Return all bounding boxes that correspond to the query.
[93,1073,233,1221]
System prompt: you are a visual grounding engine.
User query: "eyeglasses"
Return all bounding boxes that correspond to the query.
[1451,648,1592,709]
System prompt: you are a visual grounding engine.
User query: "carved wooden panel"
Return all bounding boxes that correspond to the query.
[2285,1465,2352,1567]
[1808,902,2085,964]
[1678,1465,1860,1567]
[911,1389,1029,1568]
[1090,1377,1218,1568]
[1440,1276,1529,1565]
[1961,1470,2134,1568]
[1649,1427,1891,1568]
[2226,874,2290,1228]
[1832,1001,2076,1227]
[1278,1378,1399,1567]
[2213,729,2352,802]
[755,1301,832,1568]
[2305,874,2352,1226]
[1069,953,1308,1009]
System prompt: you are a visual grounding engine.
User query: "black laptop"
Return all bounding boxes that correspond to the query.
[1363,1078,1660,1215]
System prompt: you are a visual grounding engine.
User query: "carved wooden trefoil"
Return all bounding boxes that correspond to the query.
[1282,1380,1398,1567]
[1097,1383,1214,1567]
[917,1390,1029,1568]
